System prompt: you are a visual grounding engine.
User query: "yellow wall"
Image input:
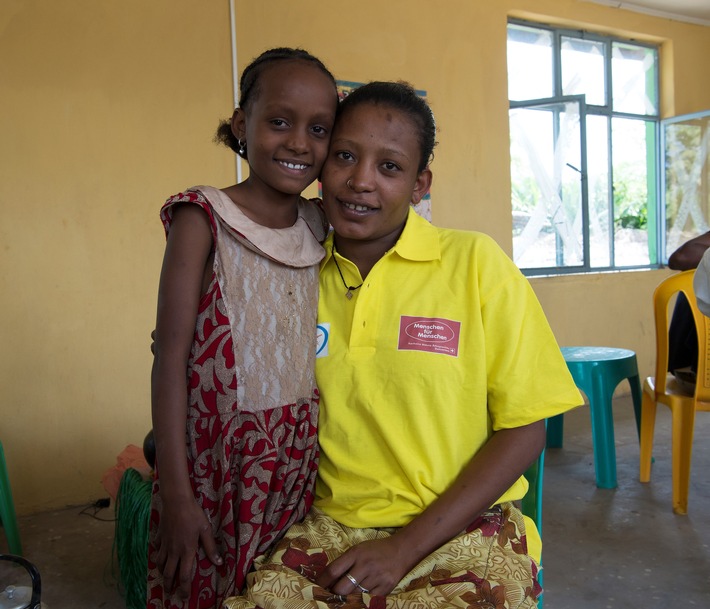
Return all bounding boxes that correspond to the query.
[0,0,235,514]
[1,0,708,514]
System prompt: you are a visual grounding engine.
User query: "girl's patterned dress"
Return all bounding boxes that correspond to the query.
[147,186,326,609]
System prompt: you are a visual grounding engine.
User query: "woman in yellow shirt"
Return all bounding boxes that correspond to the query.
[227,81,581,609]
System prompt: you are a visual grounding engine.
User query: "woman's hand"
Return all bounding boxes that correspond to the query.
[316,535,412,597]
[156,496,222,599]
[317,421,547,598]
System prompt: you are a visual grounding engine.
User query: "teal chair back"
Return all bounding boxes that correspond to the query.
[522,446,545,608]
[522,449,544,535]
[0,441,22,555]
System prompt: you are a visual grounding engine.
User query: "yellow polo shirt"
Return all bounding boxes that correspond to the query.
[314,209,581,533]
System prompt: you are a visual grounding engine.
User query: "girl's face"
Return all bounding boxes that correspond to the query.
[234,61,337,197]
[321,103,431,252]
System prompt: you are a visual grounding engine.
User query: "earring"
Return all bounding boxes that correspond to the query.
[238,139,246,155]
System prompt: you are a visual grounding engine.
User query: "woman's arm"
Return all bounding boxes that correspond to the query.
[668,231,710,270]
[151,203,221,599]
[317,419,546,597]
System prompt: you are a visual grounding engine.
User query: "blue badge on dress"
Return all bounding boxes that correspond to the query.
[316,323,330,358]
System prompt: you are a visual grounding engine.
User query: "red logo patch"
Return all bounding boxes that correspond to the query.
[398,316,461,356]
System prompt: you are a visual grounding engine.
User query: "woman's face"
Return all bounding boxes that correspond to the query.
[320,103,431,252]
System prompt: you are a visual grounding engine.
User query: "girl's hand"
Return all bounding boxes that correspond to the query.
[316,536,412,597]
[156,496,222,599]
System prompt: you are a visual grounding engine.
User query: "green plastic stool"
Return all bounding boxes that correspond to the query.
[0,441,22,554]
[522,446,545,608]
[547,346,642,489]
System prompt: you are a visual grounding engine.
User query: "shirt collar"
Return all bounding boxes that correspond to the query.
[322,207,440,266]
[395,207,441,261]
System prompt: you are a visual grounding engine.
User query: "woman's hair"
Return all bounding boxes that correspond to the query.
[215,47,337,159]
[337,81,437,172]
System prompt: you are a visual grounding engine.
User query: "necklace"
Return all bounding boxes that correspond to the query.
[332,247,363,300]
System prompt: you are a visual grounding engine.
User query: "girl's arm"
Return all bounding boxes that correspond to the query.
[151,203,222,599]
[317,419,546,597]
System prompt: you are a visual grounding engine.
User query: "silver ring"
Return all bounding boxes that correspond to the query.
[346,178,353,189]
[345,572,369,593]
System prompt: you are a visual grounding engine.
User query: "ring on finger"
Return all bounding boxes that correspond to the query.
[345,572,369,593]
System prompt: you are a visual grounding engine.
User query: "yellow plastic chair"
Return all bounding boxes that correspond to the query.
[639,270,710,514]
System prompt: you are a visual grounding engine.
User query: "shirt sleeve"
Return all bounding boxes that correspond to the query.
[160,189,218,243]
[694,249,710,317]
[477,238,583,429]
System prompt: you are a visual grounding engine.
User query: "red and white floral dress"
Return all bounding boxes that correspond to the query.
[147,186,326,609]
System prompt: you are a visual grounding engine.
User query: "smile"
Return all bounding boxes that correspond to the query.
[279,161,309,170]
[342,200,374,212]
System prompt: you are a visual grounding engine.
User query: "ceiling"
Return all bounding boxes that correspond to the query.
[584,0,710,25]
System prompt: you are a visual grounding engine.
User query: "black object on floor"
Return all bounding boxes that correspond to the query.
[0,554,42,609]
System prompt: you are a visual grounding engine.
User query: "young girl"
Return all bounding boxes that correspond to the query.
[147,48,339,608]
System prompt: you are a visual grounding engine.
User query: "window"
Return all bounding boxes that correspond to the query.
[507,20,659,275]
[663,110,710,256]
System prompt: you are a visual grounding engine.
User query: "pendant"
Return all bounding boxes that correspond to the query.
[346,289,353,300]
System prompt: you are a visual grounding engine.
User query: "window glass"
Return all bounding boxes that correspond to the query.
[611,117,654,266]
[561,36,606,106]
[586,114,611,267]
[663,113,710,256]
[612,42,657,115]
[507,24,553,101]
[510,102,583,270]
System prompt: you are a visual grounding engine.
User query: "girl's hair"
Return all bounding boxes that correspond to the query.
[337,81,437,172]
[215,47,337,159]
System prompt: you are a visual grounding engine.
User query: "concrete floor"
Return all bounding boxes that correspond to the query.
[2,394,709,608]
